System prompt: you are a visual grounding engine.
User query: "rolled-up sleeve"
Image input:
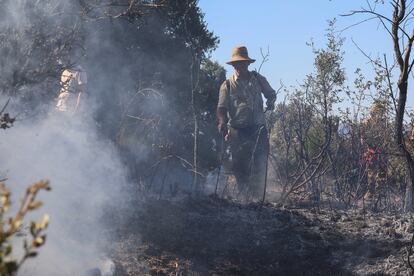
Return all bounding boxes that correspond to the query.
[257,74,276,101]
[218,81,230,109]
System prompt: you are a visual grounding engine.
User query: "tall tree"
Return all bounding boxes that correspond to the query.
[271,23,346,202]
[346,0,414,211]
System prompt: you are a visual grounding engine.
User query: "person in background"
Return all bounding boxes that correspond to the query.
[56,63,87,113]
[361,100,388,206]
[217,46,276,200]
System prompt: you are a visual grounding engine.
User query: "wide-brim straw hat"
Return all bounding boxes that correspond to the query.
[226,46,255,65]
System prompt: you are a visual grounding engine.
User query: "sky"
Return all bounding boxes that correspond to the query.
[198,0,410,107]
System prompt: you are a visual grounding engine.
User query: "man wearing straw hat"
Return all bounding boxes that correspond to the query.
[217,46,276,199]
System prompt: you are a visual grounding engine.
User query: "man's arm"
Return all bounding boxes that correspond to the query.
[256,73,276,111]
[75,71,87,111]
[217,81,230,134]
[217,107,228,133]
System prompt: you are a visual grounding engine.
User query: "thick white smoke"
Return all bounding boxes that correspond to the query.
[0,101,128,275]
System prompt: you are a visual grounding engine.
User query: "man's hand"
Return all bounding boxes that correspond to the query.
[265,100,275,111]
[217,107,228,135]
[218,121,227,135]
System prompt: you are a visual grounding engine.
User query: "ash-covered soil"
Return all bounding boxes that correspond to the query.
[107,196,414,275]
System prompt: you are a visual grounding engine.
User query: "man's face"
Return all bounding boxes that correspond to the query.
[231,61,250,75]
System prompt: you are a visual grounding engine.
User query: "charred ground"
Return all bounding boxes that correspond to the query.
[106,196,414,275]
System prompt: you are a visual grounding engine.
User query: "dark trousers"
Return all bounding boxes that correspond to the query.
[229,125,269,199]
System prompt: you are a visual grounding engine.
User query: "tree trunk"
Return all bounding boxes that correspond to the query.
[190,55,200,194]
[396,80,414,211]
[405,162,414,212]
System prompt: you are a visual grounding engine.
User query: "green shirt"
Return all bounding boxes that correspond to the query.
[218,71,275,128]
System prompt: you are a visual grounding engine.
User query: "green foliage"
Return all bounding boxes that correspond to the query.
[196,59,226,170]
[305,19,345,118]
[163,0,219,56]
[270,21,347,202]
[0,0,82,99]
[269,20,405,208]
[88,1,221,185]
